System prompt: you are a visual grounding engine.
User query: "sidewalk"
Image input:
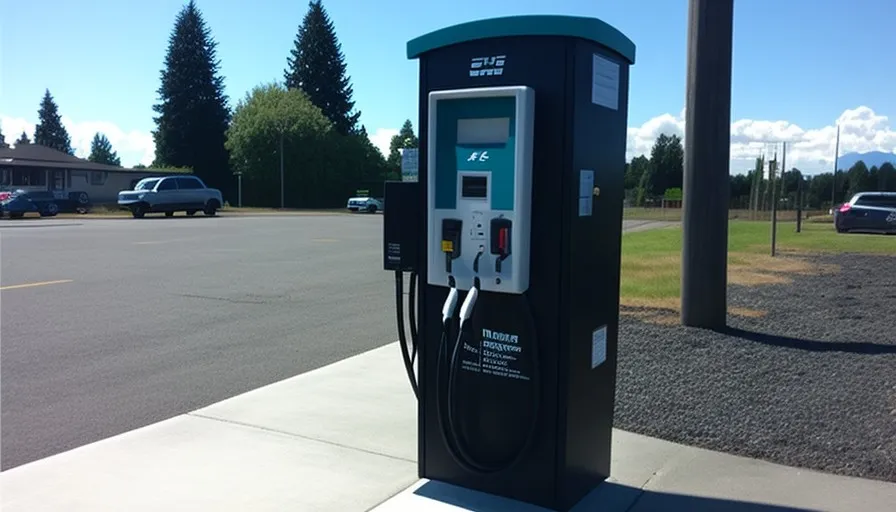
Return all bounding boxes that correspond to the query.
[2,342,894,512]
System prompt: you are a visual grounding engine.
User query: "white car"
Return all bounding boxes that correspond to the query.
[118,175,223,218]
[346,196,383,213]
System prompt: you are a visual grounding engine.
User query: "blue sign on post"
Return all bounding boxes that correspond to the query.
[401,148,418,182]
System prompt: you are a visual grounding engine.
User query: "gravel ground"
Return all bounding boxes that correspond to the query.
[614,252,896,483]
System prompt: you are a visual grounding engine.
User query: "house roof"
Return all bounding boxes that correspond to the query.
[0,143,177,173]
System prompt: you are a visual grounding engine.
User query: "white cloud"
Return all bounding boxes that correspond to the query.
[6,106,893,175]
[368,127,398,158]
[0,115,155,167]
[627,106,896,175]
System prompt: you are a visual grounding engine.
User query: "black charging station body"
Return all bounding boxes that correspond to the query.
[390,16,636,512]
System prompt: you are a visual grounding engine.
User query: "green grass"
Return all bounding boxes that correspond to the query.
[620,220,894,307]
[727,220,895,254]
[623,207,830,223]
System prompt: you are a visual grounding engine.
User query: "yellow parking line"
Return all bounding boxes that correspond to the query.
[0,279,74,291]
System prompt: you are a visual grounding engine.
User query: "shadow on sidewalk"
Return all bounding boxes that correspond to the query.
[717,326,896,355]
[413,479,813,511]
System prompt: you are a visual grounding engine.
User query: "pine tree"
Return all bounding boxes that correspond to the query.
[152,0,232,198]
[386,119,418,171]
[0,125,6,148]
[284,0,360,135]
[88,133,122,166]
[16,131,31,145]
[34,89,73,154]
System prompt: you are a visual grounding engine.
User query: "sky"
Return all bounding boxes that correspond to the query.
[2,0,895,175]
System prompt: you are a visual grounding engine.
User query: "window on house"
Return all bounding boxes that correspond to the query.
[12,169,47,186]
[53,170,65,190]
[90,171,107,186]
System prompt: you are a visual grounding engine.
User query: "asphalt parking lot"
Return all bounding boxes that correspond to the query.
[0,215,670,471]
[0,214,398,470]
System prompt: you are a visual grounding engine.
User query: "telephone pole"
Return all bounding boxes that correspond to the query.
[830,124,840,210]
[681,0,735,329]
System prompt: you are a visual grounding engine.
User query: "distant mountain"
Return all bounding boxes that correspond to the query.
[837,151,896,170]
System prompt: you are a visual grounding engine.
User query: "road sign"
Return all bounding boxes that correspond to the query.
[401,148,419,182]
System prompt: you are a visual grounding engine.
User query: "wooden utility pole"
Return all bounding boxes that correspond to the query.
[830,124,840,210]
[680,0,735,329]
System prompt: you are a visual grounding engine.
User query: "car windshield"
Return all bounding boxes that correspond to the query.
[136,179,160,190]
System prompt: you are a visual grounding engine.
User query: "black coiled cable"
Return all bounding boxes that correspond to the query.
[437,283,542,475]
[395,270,419,399]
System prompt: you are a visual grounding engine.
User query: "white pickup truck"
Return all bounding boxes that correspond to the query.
[118,175,223,218]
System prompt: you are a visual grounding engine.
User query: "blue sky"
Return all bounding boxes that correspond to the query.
[2,0,895,174]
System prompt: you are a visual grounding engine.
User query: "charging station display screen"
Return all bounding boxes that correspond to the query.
[461,175,488,198]
[457,117,510,145]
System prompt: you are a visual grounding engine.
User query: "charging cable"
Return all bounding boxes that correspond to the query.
[395,270,419,399]
[438,249,542,475]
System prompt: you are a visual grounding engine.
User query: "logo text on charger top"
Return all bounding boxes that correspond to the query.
[470,55,506,77]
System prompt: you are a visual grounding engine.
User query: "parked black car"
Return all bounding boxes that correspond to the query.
[834,191,896,234]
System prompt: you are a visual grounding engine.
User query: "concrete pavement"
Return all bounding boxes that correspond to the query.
[2,341,894,512]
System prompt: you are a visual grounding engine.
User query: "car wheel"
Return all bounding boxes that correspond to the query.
[204,200,219,216]
[186,210,197,216]
[132,204,147,218]
[165,211,174,218]
[367,204,377,213]
[76,207,88,214]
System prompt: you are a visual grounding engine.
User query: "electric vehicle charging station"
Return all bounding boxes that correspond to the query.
[384,14,635,511]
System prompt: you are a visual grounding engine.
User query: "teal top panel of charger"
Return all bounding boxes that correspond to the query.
[407,14,636,65]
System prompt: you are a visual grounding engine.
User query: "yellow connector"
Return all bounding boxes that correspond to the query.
[441,240,454,253]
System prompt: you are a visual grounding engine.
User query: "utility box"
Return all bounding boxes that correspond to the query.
[407,15,635,511]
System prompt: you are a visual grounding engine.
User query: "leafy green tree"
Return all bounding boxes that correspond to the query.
[284,0,360,135]
[624,155,649,190]
[0,125,6,147]
[16,131,30,144]
[132,163,147,169]
[355,125,389,181]
[729,173,752,200]
[152,0,232,199]
[227,83,373,208]
[845,160,872,198]
[644,133,684,197]
[34,89,73,154]
[88,133,121,166]
[877,162,896,191]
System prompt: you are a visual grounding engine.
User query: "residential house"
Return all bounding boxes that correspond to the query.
[0,143,191,204]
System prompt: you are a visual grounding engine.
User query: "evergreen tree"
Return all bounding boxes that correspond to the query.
[88,133,122,166]
[16,131,30,145]
[284,0,360,135]
[152,0,232,198]
[0,126,7,148]
[34,89,73,154]
[386,119,418,168]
